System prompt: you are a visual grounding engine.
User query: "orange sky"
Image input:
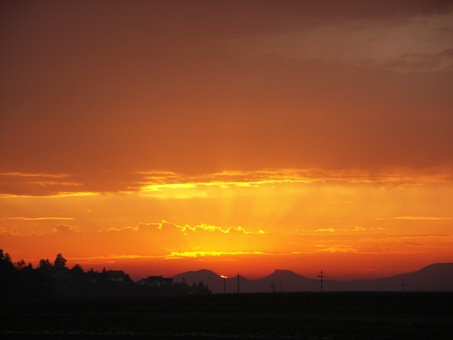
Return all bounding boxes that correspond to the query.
[1,0,453,280]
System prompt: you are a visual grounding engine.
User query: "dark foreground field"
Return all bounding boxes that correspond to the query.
[1,292,452,339]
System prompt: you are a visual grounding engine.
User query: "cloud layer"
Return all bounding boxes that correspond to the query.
[1,1,453,186]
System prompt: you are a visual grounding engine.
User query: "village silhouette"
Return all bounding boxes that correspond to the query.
[0,249,210,298]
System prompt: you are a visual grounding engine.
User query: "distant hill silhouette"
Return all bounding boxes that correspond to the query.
[335,263,453,292]
[251,269,313,292]
[173,263,453,293]
[173,269,226,293]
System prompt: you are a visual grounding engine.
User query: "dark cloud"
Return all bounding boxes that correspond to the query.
[440,48,453,58]
[383,48,453,71]
[0,171,147,196]
[2,1,451,48]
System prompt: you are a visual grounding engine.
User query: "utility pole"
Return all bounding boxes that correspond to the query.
[237,273,241,293]
[401,279,407,292]
[270,281,277,293]
[318,270,325,293]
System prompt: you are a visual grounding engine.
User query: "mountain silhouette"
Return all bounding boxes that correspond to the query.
[250,269,313,293]
[172,263,453,293]
[173,269,225,292]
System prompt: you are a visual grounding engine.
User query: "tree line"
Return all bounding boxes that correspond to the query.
[0,249,210,298]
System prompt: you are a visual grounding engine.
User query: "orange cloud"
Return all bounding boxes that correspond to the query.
[2,167,453,198]
[1,217,75,221]
[53,224,80,233]
[147,220,265,235]
[315,228,336,233]
[394,216,453,221]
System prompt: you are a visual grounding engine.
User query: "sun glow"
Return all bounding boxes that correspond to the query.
[137,169,318,199]
[167,251,265,258]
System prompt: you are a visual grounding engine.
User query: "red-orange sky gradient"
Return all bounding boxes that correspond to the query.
[1,0,453,281]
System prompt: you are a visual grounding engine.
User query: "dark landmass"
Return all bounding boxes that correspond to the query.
[2,247,453,299]
[2,249,452,298]
[2,249,452,339]
[174,263,453,293]
[1,292,452,339]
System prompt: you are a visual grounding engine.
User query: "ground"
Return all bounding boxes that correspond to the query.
[1,292,452,339]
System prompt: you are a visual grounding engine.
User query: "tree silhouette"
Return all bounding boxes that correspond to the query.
[0,249,18,296]
[14,259,27,270]
[38,258,53,273]
[0,249,15,278]
[54,253,67,271]
[0,249,14,271]
[71,263,83,274]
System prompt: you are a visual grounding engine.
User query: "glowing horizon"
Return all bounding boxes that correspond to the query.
[2,167,452,280]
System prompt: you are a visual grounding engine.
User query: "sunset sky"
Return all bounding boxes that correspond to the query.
[1,0,453,281]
